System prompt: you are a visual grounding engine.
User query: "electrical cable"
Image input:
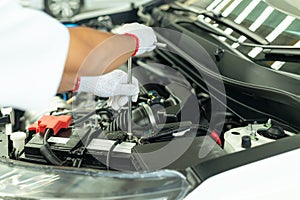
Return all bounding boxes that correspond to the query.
[75,128,102,154]
[106,140,122,171]
[71,108,113,126]
[106,141,118,171]
[105,131,128,170]
[40,129,65,166]
[140,124,208,143]
[70,127,93,151]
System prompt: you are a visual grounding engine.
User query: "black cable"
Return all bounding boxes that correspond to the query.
[43,129,51,144]
[75,129,102,153]
[106,140,122,171]
[40,129,65,166]
[70,127,93,151]
[140,124,208,143]
[105,131,128,170]
[71,108,113,126]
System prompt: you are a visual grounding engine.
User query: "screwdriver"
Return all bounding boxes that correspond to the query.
[127,57,133,139]
[127,42,167,138]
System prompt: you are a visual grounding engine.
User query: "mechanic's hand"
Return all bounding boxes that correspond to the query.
[113,22,157,56]
[78,70,139,110]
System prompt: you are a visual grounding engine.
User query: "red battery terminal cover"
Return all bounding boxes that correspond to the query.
[28,115,72,135]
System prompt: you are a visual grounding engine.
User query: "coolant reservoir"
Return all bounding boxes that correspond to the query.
[224,123,295,153]
[224,124,274,153]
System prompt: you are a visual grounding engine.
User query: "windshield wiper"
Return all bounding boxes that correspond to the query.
[263,48,300,55]
[239,43,300,61]
[194,19,300,62]
[171,2,269,45]
[169,2,300,62]
[263,48,300,63]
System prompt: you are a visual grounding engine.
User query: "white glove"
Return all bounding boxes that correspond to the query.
[78,70,139,110]
[113,23,157,56]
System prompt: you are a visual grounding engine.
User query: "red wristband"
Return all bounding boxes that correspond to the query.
[125,33,140,56]
[72,76,81,92]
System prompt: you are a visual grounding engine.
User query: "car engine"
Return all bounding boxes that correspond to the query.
[0,58,297,172]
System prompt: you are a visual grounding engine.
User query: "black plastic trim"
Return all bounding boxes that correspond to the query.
[191,134,300,182]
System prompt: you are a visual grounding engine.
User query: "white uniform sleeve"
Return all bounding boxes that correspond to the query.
[0,0,70,111]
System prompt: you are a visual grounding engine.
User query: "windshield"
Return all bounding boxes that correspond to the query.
[185,0,300,74]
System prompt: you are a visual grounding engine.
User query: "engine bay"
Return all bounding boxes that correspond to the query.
[0,58,297,172]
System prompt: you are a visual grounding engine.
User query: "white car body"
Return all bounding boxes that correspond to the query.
[185,148,300,200]
[19,0,153,20]
[19,0,152,12]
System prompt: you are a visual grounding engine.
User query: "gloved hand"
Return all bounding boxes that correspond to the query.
[113,22,157,56]
[77,70,139,110]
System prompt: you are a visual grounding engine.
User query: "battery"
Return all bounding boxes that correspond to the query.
[21,128,82,164]
[83,138,136,171]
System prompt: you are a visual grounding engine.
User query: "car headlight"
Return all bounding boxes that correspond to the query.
[0,158,190,199]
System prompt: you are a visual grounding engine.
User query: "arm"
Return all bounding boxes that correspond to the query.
[57,27,137,92]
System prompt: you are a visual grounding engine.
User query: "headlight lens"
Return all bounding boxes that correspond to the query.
[0,159,189,199]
